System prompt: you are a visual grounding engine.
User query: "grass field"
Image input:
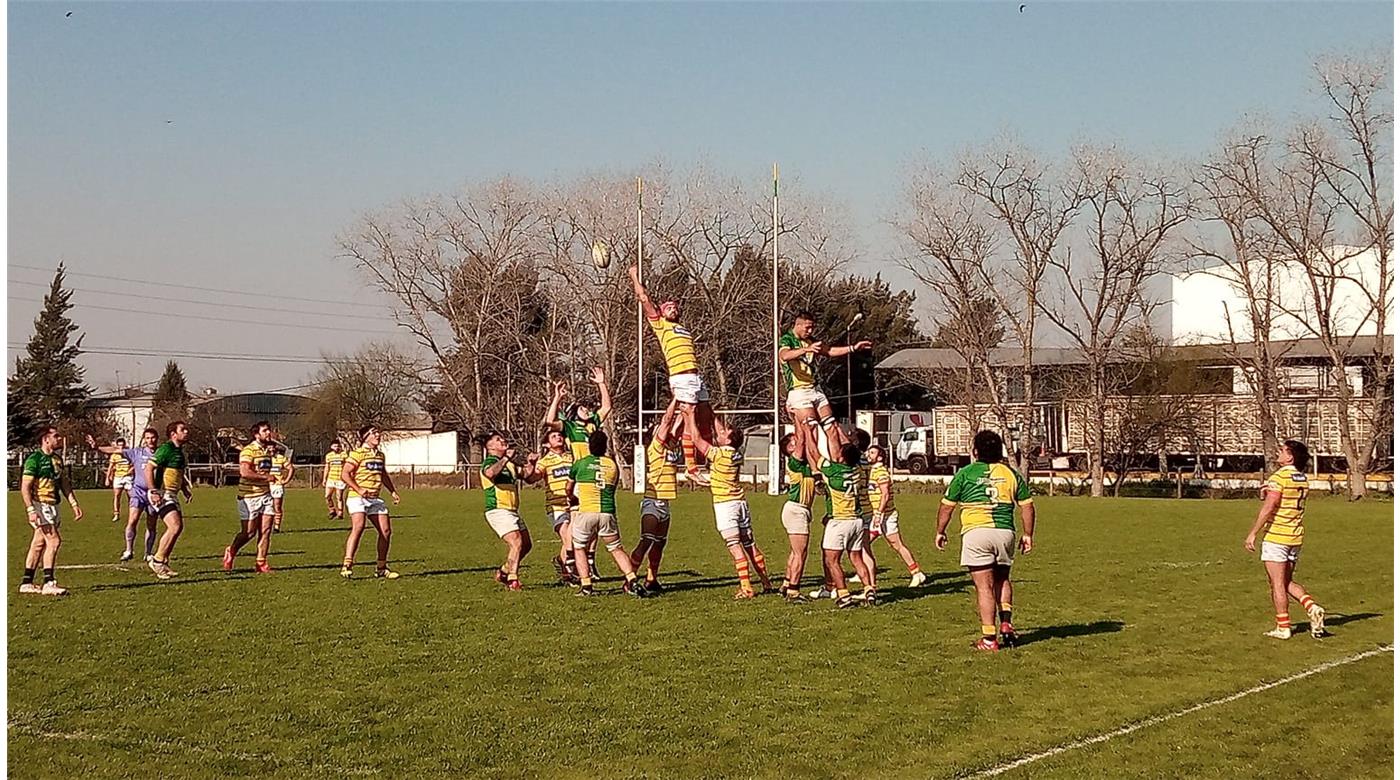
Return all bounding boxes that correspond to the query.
[8,488,1393,779]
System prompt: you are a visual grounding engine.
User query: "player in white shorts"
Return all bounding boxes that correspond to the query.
[104,437,134,523]
[480,432,539,590]
[323,441,348,520]
[1244,439,1327,640]
[269,444,293,532]
[341,425,402,579]
[778,423,824,603]
[778,310,872,457]
[226,421,278,574]
[797,420,874,609]
[864,443,928,588]
[527,415,580,586]
[683,406,773,599]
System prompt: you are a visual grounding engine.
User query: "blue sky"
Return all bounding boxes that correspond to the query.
[8,1,1393,392]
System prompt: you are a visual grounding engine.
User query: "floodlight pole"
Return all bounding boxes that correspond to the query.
[635,177,646,494]
[769,163,781,496]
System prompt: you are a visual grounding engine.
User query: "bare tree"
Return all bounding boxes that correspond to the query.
[312,342,425,434]
[1041,147,1192,496]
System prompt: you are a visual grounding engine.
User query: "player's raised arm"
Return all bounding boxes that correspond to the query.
[591,367,613,423]
[795,417,822,471]
[654,398,680,447]
[85,434,123,456]
[541,380,566,432]
[628,264,660,320]
[820,340,874,358]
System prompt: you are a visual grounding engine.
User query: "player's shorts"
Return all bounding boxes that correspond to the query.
[485,508,526,538]
[150,491,182,518]
[128,485,155,515]
[961,527,1016,568]
[28,503,61,528]
[640,498,672,522]
[112,476,134,491]
[822,517,864,552]
[1260,541,1301,563]
[546,507,571,530]
[347,495,388,516]
[237,494,275,522]
[871,510,901,538]
[571,512,620,547]
[668,372,710,405]
[712,499,752,538]
[324,479,346,490]
[781,501,812,535]
[270,484,285,499]
[785,386,831,412]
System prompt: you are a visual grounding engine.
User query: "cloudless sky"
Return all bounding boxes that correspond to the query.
[8,1,1393,393]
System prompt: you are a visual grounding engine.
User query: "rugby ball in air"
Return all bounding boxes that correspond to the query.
[591,240,611,269]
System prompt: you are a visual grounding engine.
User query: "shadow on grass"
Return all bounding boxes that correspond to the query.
[876,574,971,604]
[413,566,509,578]
[1292,611,1382,633]
[1014,620,1126,647]
[184,550,306,561]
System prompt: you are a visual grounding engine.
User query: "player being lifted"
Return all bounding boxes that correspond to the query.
[19,426,83,595]
[682,406,773,599]
[323,440,347,520]
[225,421,278,573]
[540,368,612,579]
[779,311,872,452]
[936,430,1036,651]
[481,432,539,590]
[104,437,134,523]
[566,430,646,598]
[1244,440,1326,640]
[341,425,402,579]
[88,430,162,563]
[146,421,194,580]
[629,263,711,473]
[630,398,684,594]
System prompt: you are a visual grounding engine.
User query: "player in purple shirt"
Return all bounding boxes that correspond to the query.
[89,428,165,562]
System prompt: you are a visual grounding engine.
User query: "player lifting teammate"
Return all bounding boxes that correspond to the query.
[481,432,539,590]
[630,263,712,473]
[540,368,612,579]
[682,405,773,599]
[778,422,824,602]
[566,430,646,598]
[631,399,684,594]
[1244,440,1327,640]
[341,425,402,579]
[800,420,875,609]
[531,405,581,585]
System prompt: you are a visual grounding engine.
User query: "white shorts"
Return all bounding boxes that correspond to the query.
[237,494,275,522]
[29,503,61,528]
[113,476,134,491]
[961,527,1016,568]
[668,372,710,405]
[781,501,812,535]
[873,510,901,537]
[641,498,672,522]
[785,386,831,412]
[823,518,864,552]
[270,484,285,499]
[347,496,388,516]
[325,479,346,490]
[571,512,620,547]
[546,508,571,530]
[1260,541,1301,563]
[713,499,752,538]
[485,508,526,538]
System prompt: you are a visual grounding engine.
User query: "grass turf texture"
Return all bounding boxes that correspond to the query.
[8,489,1393,779]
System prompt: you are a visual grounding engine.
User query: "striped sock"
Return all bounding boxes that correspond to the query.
[836,588,850,600]
[750,547,768,576]
[908,563,921,574]
[1275,613,1291,630]
[342,558,353,569]
[682,434,698,473]
[999,603,1013,624]
[1299,594,1317,612]
[733,558,751,589]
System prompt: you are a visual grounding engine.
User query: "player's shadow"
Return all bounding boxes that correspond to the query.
[875,571,969,604]
[1293,611,1381,632]
[1013,620,1126,647]
[662,575,753,593]
[413,566,507,578]
[184,550,305,561]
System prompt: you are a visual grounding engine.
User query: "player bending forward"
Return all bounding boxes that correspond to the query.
[341,425,402,579]
[481,433,538,590]
[324,440,348,519]
[19,426,84,595]
[1244,440,1326,640]
[225,422,278,573]
[936,430,1035,651]
[631,399,684,594]
[778,423,824,603]
[865,443,927,588]
[567,430,647,598]
[683,407,773,599]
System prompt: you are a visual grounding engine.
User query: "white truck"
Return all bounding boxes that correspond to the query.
[892,425,967,475]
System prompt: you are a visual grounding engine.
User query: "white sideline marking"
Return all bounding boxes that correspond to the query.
[58,564,127,570]
[968,644,1394,778]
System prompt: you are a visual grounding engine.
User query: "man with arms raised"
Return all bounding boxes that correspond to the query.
[799,420,875,609]
[682,407,773,599]
[19,426,83,595]
[540,369,612,578]
[629,264,711,473]
[778,311,872,452]
[529,403,581,586]
[936,430,1035,651]
[778,423,824,603]
[146,421,194,580]
[630,399,684,594]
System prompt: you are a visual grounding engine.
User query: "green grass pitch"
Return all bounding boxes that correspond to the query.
[8,488,1393,778]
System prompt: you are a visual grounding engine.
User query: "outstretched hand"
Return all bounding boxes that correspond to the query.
[628,264,641,282]
[853,340,874,351]
[589,366,606,385]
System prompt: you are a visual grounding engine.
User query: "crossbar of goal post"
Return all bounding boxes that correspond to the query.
[631,168,784,496]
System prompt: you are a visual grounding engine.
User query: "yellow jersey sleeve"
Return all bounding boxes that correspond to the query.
[648,316,699,375]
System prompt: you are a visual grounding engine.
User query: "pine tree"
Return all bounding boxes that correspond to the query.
[7,264,90,445]
[150,360,191,433]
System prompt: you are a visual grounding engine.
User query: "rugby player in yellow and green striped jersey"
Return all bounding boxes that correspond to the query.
[630,263,713,475]
[538,370,613,580]
[527,398,581,586]
[630,399,684,593]
[865,443,927,588]
[778,311,873,463]
[226,421,278,574]
[683,404,774,599]
[936,430,1036,651]
[145,421,193,581]
[340,425,403,580]
[481,432,539,590]
[1244,440,1327,640]
[796,420,875,609]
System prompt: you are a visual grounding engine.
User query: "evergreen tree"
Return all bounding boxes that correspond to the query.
[151,360,191,434]
[7,264,89,445]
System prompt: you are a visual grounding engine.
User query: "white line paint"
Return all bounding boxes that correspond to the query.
[968,644,1394,778]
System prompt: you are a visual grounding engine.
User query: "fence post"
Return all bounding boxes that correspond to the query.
[1048,467,1055,496]
[410,464,416,491]
[1176,470,1183,499]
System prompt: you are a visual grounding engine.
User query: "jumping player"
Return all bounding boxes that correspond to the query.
[341,425,402,579]
[778,311,872,452]
[866,443,928,588]
[224,421,278,574]
[630,399,684,593]
[19,426,83,595]
[566,430,645,598]
[682,406,773,599]
[481,432,538,590]
[88,430,161,562]
[105,437,134,523]
[145,421,194,580]
[1244,440,1326,639]
[629,263,712,473]
[324,440,347,519]
[270,444,293,532]
[936,430,1036,651]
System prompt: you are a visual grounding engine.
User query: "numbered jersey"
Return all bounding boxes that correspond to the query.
[785,455,819,510]
[941,461,1032,533]
[819,459,870,520]
[570,455,618,514]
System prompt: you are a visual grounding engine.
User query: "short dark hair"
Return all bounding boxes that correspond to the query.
[115,437,126,445]
[839,442,861,467]
[867,443,885,460]
[588,430,609,457]
[853,428,871,450]
[142,427,159,440]
[779,432,795,450]
[166,420,187,437]
[973,430,1004,463]
[250,420,271,438]
[794,310,816,323]
[38,426,58,441]
[359,424,376,442]
[1283,439,1311,472]
[476,431,504,448]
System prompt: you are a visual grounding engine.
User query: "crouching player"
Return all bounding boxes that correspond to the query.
[683,407,773,599]
[567,431,645,598]
[631,399,683,594]
[1244,440,1326,639]
[936,430,1035,651]
[481,433,538,590]
[341,425,402,579]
